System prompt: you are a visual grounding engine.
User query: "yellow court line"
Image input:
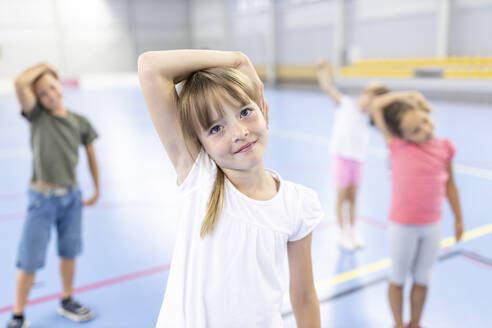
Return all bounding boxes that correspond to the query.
[440,223,492,248]
[283,223,492,303]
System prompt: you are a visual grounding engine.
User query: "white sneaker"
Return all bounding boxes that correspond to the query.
[338,230,356,251]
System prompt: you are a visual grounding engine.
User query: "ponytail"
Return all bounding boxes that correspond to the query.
[200,167,225,238]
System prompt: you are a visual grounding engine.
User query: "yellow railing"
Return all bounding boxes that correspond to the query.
[254,57,492,80]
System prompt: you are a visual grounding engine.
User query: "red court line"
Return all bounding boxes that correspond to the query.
[461,251,492,270]
[0,264,170,314]
[0,212,25,222]
[0,193,24,202]
[359,216,388,230]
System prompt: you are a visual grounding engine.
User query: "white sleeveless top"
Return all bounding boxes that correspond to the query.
[156,150,323,328]
[330,96,371,162]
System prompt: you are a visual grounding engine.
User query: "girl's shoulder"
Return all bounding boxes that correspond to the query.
[433,138,456,161]
[279,179,324,242]
[387,137,408,151]
[178,148,216,192]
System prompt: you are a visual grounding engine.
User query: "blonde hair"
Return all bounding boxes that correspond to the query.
[178,67,261,238]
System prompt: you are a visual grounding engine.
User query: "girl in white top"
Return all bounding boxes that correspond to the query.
[316,59,389,251]
[138,50,324,328]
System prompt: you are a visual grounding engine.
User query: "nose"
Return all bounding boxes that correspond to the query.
[232,120,249,142]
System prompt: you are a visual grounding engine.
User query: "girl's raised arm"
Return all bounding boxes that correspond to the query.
[316,59,342,105]
[137,50,245,182]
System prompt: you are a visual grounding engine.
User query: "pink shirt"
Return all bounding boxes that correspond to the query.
[388,137,455,225]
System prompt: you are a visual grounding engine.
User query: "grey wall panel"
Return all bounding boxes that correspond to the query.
[349,14,437,59]
[232,34,267,65]
[277,26,333,65]
[450,4,492,56]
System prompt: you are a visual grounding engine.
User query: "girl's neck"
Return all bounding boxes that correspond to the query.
[223,162,279,201]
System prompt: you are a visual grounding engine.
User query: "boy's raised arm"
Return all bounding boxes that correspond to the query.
[14,63,55,115]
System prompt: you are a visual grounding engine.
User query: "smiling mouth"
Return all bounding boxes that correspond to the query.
[234,140,257,154]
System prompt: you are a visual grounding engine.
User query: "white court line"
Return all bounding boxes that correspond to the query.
[270,128,492,181]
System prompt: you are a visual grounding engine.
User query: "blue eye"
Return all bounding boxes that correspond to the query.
[210,125,222,135]
[240,108,251,117]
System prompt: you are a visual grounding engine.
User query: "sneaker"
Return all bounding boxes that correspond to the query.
[58,298,94,322]
[338,230,356,251]
[6,317,29,328]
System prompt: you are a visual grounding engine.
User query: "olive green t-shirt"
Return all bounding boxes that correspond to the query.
[22,104,98,187]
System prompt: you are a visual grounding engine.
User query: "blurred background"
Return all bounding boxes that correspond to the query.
[0,0,491,99]
[1,1,491,327]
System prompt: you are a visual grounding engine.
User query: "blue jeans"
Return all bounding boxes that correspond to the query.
[16,188,83,273]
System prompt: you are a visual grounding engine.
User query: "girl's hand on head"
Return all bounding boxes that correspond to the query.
[455,219,464,242]
[408,92,431,113]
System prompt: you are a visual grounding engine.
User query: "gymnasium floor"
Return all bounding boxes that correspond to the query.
[1,86,491,327]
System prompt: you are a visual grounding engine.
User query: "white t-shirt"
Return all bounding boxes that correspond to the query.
[156,150,323,328]
[330,96,371,162]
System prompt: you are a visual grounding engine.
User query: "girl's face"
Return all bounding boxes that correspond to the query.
[400,109,435,144]
[197,99,268,172]
[33,73,64,111]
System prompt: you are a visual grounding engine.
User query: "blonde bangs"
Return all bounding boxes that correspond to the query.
[179,67,260,138]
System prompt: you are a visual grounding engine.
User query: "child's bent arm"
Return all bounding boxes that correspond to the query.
[14,63,53,115]
[370,93,398,143]
[316,59,342,105]
[446,162,463,241]
[137,50,245,182]
[287,233,320,328]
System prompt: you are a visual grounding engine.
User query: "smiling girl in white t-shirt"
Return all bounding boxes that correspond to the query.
[139,49,324,328]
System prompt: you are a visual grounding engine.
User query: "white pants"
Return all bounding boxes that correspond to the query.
[389,221,441,286]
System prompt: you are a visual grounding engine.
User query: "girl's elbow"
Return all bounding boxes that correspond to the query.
[137,52,154,75]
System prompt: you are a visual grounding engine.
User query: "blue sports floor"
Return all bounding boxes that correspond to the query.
[1,86,491,327]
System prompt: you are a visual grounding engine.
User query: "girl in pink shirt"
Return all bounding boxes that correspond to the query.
[371,92,463,328]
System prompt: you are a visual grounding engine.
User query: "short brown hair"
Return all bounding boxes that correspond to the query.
[371,86,390,96]
[383,100,416,137]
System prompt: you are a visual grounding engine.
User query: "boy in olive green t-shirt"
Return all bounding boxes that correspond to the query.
[7,63,100,328]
